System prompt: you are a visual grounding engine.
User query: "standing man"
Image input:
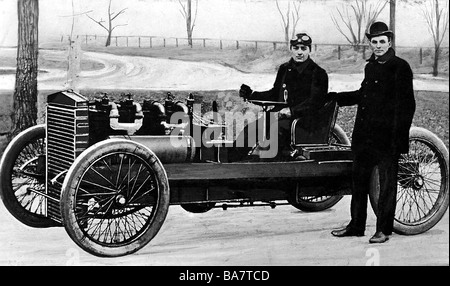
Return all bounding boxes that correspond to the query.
[329,21,416,243]
[232,32,329,161]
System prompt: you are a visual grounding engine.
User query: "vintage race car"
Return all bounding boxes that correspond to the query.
[0,90,448,257]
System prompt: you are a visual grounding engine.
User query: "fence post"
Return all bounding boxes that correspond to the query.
[236,40,239,49]
[203,38,206,47]
[315,44,317,52]
[220,40,222,49]
[149,37,152,48]
[115,36,118,46]
[126,36,129,47]
[419,47,423,65]
[273,42,276,50]
[362,45,366,60]
[255,41,258,50]
[139,37,141,48]
[176,38,178,47]
[338,45,341,60]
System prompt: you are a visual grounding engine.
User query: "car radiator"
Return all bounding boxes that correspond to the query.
[45,91,89,222]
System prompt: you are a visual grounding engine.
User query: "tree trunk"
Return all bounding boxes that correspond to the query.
[186,0,192,47]
[12,0,39,139]
[389,0,396,50]
[432,0,439,76]
[433,47,439,76]
[106,32,111,47]
[284,26,289,48]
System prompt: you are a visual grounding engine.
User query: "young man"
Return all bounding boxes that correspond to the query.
[231,33,329,161]
[329,21,416,243]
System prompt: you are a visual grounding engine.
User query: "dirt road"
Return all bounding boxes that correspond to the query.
[0,196,448,266]
[1,49,449,92]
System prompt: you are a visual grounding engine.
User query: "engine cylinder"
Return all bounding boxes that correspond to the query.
[109,135,196,163]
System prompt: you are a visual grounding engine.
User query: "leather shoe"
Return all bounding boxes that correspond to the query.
[331,227,364,237]
[369,232,389,243]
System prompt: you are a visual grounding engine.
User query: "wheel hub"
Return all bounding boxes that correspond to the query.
[413,176,424,190]
[115,194,127,206]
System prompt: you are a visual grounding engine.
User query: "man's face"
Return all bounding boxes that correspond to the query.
[369,35,391,58]
[291,44,310,62]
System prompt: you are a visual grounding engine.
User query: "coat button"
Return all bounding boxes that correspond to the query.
[375,80,378,83]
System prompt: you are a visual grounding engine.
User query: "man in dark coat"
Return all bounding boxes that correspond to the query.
[230,33,329,161]
[329,21,416,243]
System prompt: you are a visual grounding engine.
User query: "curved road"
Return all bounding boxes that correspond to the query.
[1,49,448,92]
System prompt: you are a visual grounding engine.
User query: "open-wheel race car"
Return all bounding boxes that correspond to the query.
[0,89,448,257]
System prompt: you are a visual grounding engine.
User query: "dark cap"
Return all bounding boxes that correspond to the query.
[366,21,393,39]
[290,33,312,47]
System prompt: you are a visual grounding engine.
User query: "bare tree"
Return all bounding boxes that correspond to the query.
[87,0,127,47]
[421,0,449,76]
[11,0,39,139]
[275,0,302,47]
[178,0,198,47]
[331,0,388,48]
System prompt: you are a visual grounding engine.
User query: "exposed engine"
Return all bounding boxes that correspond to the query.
[88,92,192,144]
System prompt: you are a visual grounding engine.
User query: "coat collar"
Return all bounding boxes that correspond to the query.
[287,57,313,74]
[367,48,396,64]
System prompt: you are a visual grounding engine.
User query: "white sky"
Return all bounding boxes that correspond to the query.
[0,0,448,47]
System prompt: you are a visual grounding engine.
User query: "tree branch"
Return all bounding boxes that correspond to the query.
[86,14,109,32]
[276,0,288,29]
[178,0,187,18]
[112,23,128,31]
[191,0,199,33]
[111,8,128,21]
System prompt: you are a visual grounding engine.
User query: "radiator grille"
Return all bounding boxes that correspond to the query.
[46,91,89,222]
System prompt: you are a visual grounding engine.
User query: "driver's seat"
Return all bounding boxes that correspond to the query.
[290,100,338,147]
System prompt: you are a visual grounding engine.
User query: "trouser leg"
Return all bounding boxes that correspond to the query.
[348,151,375,232]
[375,153,399,235]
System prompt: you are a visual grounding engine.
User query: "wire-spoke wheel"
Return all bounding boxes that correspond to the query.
[290,124,349,211]
[0,125,58,227]
[61,139,170,257]
[370,127,449,235]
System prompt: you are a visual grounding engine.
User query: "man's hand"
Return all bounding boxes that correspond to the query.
[278,107,291,119]
[239,84,253,100]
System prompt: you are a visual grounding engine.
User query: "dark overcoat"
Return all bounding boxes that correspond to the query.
[335,48,416,155]
[249,57,329,119]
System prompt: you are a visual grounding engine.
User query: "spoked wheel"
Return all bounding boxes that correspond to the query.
[370,127,449,235]
[181,202,216,213]
[60,139,170,257]
[0,125,59,227]
[290,124,349,211]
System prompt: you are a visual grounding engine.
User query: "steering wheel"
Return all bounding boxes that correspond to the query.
[247,100,288,110]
